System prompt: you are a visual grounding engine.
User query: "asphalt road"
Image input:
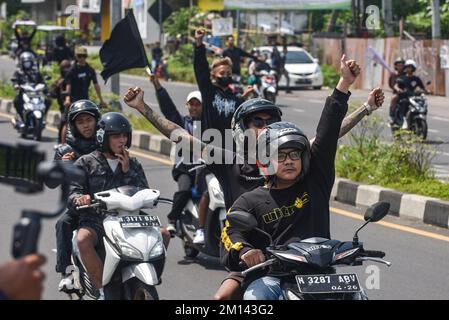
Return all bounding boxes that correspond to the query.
[0,114,448,300]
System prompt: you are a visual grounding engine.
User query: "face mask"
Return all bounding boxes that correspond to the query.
[216,76,233,87]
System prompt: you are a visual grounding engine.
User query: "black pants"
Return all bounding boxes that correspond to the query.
[13,94,24,121]
[55,212,78,274]
[167,174,194,222]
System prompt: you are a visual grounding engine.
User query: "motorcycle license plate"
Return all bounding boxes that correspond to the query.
[296,273,361,294]
[119,215,161,228]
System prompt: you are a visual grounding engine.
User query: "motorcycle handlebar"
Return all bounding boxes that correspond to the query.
[75,202,101,211]
[362,250,385,258]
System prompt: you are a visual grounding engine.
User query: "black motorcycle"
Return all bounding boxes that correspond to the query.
[228,201,392,300]
[392,88,429,140]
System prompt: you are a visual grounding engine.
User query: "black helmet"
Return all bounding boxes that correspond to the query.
[394,57,405,65]
[96,112,132,152]
[68,100,101,139]
[258,121,310,180]
[231,98,282,149]
[19,51,35,70]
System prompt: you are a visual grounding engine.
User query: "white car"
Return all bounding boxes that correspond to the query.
[253,46,323,90]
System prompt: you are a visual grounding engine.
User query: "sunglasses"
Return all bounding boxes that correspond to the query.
[276,150,302,162]
[76,54,87,59]
[248,116,280,129]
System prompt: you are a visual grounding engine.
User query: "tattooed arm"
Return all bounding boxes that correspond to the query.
[124,87,213,159]
[309,88,384,145]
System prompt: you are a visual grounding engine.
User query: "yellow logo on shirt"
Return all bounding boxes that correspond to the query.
[262,192,310,224]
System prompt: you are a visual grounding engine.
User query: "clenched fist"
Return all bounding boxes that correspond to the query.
[123,87,145,112]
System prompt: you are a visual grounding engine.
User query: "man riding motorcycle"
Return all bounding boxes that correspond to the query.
[11,52,51,124]
[122,56,384,299]
[147,75,208,241]
[67,112,170,299]
[54,100,101,292]
[393,59,426,127]
[221,57,369,299]
[388,57,405,125]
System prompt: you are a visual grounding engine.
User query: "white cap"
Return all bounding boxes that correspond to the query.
[186,91,202,104]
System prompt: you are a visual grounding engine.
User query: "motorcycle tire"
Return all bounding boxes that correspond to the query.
[33,118,42,141]
[123,277,159,300]
[414,119,428,140]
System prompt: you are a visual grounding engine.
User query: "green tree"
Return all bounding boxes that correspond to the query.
[163,6,199,38]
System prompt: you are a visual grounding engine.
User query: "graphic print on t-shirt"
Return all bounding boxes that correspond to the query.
[262,192,310,224]
[212,93,236,117]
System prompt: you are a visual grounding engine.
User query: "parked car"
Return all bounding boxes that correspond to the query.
[253,46,323,90]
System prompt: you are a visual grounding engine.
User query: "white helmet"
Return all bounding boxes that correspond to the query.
[404,59,416,71]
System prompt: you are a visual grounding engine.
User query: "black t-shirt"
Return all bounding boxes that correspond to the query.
[221,89,350,271]
[52,46,74,64]
[222,46,253,75]
[396,75,424,92]
[194,45,245,147]
[152,47,163,61]
[65,63,98,101]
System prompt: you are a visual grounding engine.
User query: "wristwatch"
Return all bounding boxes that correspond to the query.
[363,102,374,115]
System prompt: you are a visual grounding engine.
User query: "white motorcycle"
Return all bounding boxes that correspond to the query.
[12,82,47,141]
[177,163,227,258]
[68,185,171,300]
[253,70,277,104]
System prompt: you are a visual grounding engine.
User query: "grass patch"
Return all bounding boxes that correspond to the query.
[336,112,449,201]
[126,112,160,134]
[321,64,340,88]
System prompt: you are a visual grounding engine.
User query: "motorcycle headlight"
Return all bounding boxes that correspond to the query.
[149,233,165,259]
[111,229,143,260]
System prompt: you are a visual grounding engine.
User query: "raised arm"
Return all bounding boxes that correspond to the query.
[309,88,385,145]
[149,75,184,127]
[193,29,213,93]
[125,87,217,156]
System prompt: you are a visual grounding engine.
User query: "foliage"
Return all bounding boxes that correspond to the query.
[336,113,448,200]
[167,43,196,83]
[163,6,199,39]
[321,64,340,88]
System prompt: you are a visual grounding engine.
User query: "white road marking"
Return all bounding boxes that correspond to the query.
[430,116,449,123]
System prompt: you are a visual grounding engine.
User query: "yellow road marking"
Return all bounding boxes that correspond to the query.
[1,111,448,242]
[331,207,449,243]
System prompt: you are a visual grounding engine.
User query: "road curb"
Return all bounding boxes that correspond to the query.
[334,178,449,229]
[1,98,447,229]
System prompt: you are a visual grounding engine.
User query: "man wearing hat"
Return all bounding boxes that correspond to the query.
[148,75,208,237]
[64,46,106,113]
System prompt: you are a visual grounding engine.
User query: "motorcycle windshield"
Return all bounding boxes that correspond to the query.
[116,185,142,197]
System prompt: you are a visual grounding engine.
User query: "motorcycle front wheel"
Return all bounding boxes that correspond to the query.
[123,278,159,300]
[33,117,42,141]
[413,119,428,140]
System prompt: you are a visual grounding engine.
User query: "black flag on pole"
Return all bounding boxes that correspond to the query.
[100,10,149,83]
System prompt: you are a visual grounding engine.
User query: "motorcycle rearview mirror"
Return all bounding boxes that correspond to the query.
[227,211,273,245]
[364,201,390,222]
[353,201,390,246]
